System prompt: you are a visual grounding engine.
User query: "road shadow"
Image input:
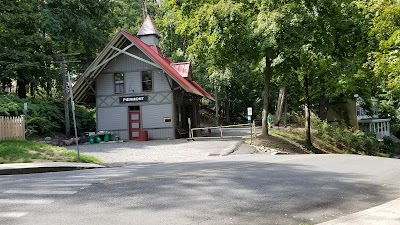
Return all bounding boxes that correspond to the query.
[64,159,400,225]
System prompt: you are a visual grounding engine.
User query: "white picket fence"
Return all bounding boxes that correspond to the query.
[0,116,25,140]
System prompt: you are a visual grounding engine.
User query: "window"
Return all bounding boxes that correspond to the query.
[114,73,124,93]
[142,71,153,92]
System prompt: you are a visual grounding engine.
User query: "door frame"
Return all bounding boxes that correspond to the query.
[129,111,141,140]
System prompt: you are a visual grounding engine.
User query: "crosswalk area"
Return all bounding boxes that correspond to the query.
[0,164,152,221]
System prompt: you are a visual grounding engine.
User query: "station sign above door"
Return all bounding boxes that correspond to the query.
[120,96,149,103]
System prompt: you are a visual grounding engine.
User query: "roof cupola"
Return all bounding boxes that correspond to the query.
[137,15,161,46]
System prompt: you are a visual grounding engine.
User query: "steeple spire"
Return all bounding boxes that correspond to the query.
[138,15,161,38]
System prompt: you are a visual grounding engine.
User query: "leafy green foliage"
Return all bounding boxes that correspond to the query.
[392,124,400,138]
[0,0,120,98]
[0,0,54,98]
[74,105,96,133]
[363,0,400,123]
[159,0,258,124]
[311,115,389,155]
[0,93,95,136]
[43,0,119,67]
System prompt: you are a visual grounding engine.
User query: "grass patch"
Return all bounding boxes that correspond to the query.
[0,140,101,164]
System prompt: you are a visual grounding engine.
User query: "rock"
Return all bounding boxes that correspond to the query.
[44,137,52,141]
[62,137,81,146]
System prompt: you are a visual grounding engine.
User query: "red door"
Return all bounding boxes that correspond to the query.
[129,111,140,140]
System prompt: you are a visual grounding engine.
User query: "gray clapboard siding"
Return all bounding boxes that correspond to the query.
[154,70,171,92]
[147,128,174,139]
[97,107,128,131]
[97,69,170,96]
[96,73,115,96]
[115,130,129,141]
[102,46,158,73]
[141,104,173,129]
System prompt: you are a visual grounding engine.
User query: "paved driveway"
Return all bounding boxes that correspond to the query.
[70,139,242,164]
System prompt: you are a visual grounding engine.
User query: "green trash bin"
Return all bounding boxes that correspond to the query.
[89,135,95,144]
[104,133,111,142]
[95,136,102,143]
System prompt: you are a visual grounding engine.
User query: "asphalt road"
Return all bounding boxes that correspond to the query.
[1,154,400,225]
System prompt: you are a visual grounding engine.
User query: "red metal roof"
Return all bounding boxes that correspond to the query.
[163,56,174,64]
[191,81,215,101]
[171,62,190,78]
[148,45,163,56]
[122,30,214,100]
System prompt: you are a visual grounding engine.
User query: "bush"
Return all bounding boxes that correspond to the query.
[0,93,96,136]
[311,115,380,154]
[27,116,60,135]
[391,124,400,138]
[74,105,96,132]
[383,136,395,146]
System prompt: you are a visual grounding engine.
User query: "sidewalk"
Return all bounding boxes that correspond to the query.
[318,197,400,225]
[0,162,104,175]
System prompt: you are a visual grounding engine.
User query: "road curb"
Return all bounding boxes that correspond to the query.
[0,163,104,175]
[220,141,243,156]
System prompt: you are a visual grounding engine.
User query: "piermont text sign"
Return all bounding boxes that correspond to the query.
[119,96,149,103]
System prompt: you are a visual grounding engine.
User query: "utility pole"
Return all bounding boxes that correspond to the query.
[67,71,80,161]
[57,53,80,138]
[61,55,70,138]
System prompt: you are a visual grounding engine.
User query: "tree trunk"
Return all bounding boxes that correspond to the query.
[275,87,286,126]
[304,73,312,147]
[262,57,272,137]
[318,78,328,120]
[17,79,27,98]
[225,98,230,124]
[215,84,219,126]
[318,93,328,121]
[283,92,288,127]
[46,82,52,97]
[29,83,35,98]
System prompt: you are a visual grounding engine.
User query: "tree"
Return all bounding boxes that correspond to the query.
[365,0,400,121]
[0,0,53,98]
[159,0,255,124]
[253,0,372,146]
[43,0,118,68]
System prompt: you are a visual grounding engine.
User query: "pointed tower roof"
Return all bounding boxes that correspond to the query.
[137,15,161,38]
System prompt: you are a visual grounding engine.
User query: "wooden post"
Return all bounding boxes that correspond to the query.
[275,87,286,126]
[21,115,25,140]
[252,121,256,137]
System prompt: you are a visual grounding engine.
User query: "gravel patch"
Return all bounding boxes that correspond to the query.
[67,139,241,164]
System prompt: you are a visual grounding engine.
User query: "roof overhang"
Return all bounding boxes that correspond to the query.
[358,118,391,123]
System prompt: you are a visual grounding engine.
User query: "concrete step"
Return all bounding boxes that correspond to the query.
[390,134,400,143]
